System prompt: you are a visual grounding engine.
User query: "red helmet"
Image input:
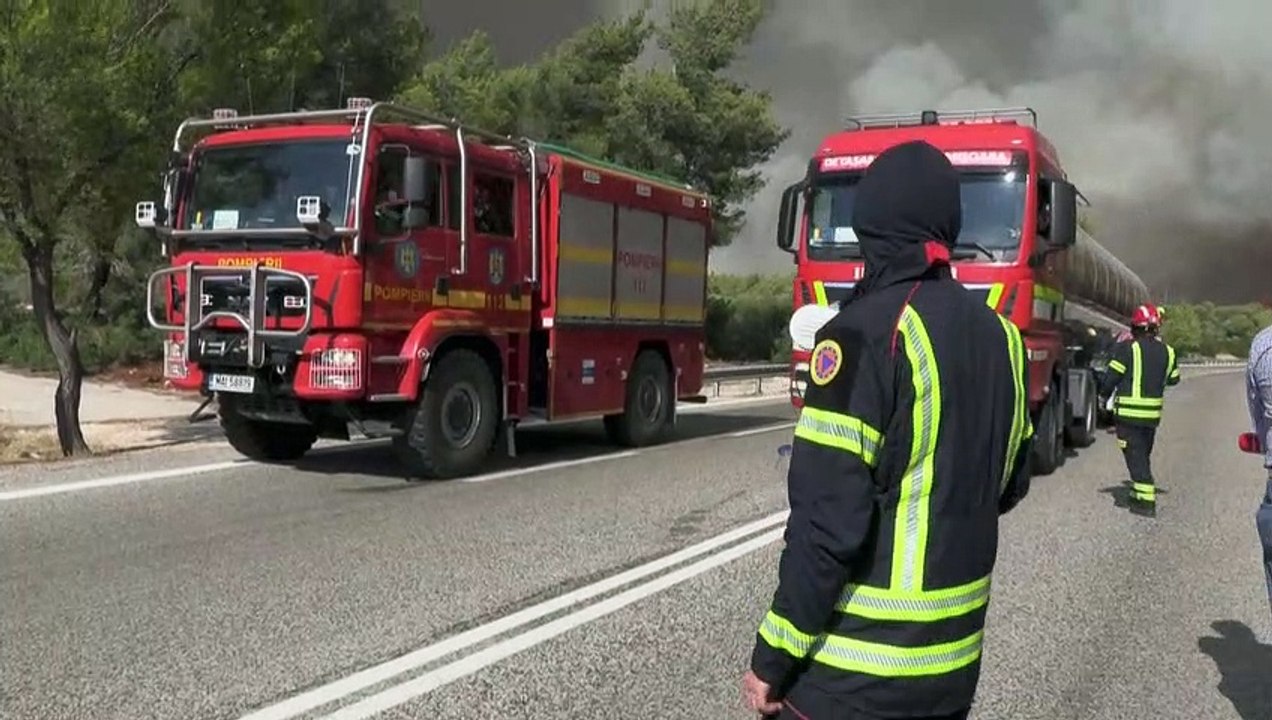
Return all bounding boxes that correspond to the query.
[1131,304,1161,328]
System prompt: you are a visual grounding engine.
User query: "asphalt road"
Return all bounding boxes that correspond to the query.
[2,372,1269,720]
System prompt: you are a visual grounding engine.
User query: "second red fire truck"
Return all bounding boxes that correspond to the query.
[136,99,711,479]
[775,107,1151,475]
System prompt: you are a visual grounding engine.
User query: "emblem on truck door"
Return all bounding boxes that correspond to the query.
[395,242,419,279]
[488,247,506,285]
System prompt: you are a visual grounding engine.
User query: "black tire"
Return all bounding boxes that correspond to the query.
[604,350,673,448]
[1066,382,1098,448]
[1031,386,1064,476]
[392,349,498,479]
[220,402,317,462]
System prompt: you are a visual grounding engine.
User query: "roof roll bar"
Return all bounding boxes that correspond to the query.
[167,102,542,266]
[844,107,1038,130]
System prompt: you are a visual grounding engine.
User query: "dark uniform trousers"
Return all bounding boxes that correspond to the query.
[774,704,970,720]
[1117,422,1158,503]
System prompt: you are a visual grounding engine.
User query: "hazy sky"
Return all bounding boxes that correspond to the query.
[424,0,1272,303]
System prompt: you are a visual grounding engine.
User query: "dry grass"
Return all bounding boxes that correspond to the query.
[0,419,222,465]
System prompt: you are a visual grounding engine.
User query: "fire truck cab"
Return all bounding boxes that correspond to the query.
[775,107,1150,476]
[135,99,711,479]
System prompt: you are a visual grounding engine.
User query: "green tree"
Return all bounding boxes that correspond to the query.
[0,0,190,455]
[176,0,427,115]
[399,1,786,245]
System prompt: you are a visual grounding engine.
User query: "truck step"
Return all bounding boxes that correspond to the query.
[368,393,410,402]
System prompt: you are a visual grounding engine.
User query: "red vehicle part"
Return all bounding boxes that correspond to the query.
[776,108,1152,475]
[136,102,710,478]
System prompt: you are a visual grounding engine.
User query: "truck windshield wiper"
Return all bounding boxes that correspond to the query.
[952,241,996,261]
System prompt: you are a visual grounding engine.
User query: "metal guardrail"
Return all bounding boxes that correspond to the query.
[702,364,788,381]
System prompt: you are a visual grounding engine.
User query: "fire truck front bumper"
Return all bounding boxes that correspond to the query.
[182,332,369,404]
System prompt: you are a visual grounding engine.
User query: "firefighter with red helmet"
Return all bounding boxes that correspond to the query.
[1098,303,1181,516]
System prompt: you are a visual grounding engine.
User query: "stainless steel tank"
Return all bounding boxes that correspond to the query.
[1062,227,1150,323]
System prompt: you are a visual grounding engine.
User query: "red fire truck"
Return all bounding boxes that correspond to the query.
[135,99,711,478]
[775,107,1150,475]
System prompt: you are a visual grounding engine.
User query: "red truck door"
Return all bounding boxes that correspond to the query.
[362,142,450,330]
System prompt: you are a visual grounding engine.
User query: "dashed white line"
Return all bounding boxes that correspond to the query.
[320,526,787,719]
[237,510,789,720]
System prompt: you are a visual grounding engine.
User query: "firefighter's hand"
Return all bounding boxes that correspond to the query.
[741,669,782,715]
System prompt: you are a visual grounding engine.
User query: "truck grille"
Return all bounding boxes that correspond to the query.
[199,275,310,319]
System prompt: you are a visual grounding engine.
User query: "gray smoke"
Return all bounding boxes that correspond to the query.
[717,0,1272,303]
[426,0,1272,303]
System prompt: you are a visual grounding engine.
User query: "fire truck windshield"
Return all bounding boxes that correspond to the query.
[805,169,1026,262]
[182,139,353,232]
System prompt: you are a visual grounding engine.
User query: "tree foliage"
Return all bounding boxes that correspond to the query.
[0,0,785,457]
[398,0,787,245]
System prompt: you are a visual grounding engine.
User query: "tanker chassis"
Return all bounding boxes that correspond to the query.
[135,100,712,479]
[776,107,1150,476]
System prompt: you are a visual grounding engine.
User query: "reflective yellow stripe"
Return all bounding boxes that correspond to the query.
[1131,342,1143,398]
[1116,407,1162,420]
[813,281,829,306]
[1108,359,1127,373]
[1131,482,1157,501]
[794,407,884,467]
[894,305,940,592]
[812,630,983,677]
[837,576,991,621]
[758,611,815,659]
[1167,345,1180,380]
[985,283,1005,311]
[1117,396,1163,408]
[997,315,1030,492]
[1034,284,1064,304]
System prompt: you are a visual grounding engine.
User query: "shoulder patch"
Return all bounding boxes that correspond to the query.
[810,339,843,386]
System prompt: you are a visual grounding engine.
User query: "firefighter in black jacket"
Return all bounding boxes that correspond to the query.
[1097,304,1180,517]
[743,141,1034,720]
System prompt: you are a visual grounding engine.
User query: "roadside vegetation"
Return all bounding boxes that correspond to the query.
[0,0,784,456]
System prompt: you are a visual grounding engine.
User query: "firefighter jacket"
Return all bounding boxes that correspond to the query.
[1098,335,1180,426]
[751,141,1035,719]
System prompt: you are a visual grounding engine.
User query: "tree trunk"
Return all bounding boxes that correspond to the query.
[23,245,91,457]
[85,248,112,320]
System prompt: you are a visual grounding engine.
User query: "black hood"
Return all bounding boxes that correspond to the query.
[849,140,962,297]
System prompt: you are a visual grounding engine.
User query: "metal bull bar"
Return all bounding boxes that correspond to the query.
[146,262,315,369]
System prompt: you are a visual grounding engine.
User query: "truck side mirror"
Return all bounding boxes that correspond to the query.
[776,181,803,253]
[403,156,429,204]
[1047,179,1078,248]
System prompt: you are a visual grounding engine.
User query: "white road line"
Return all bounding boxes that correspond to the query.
[1,398,791,503]
[0,440,385,504]
[0,460,247,502]
[679,395,788,413]
[729,422,795,438]
[321,526,787,719]
[461,452,640,484]
[237,510,789,720]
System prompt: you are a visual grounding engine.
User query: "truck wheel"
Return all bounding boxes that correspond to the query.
[220,403,317,462]
[604,350,673,448]
[1066,382,1097,448]
[393,349,498,479]
[1031,386,1064,476]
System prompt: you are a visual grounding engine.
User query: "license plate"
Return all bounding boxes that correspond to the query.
[207,373,256,394]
